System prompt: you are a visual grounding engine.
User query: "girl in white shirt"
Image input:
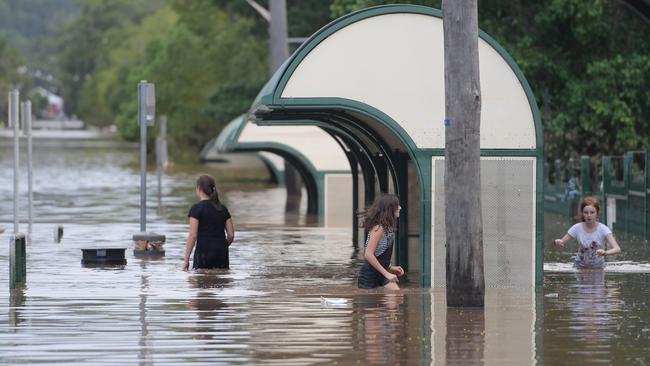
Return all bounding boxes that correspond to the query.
[554,196,621,268]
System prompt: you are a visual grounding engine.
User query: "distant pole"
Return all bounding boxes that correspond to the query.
[247,0,301,211]
[9,90,20,235]
[139,87,146,233]
[442,0,485,307]
[23,101,34,233]
[10,234,27,289]
[268,0,289,71]
[133,81,165,257]
[138,81,155,233]
[156,115,168,207]
[268,0,301,211]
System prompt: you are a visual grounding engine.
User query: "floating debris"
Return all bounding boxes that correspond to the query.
[320,296,348,307]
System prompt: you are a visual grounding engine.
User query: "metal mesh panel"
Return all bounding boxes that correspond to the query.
[627,193,646,236]
[433,157,535,288]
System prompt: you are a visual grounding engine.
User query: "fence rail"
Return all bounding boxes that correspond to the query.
[544,150,649,239]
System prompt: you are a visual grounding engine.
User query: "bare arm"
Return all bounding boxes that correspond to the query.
[364,226,397,283]
[597,233,621,257]
[225,218,235,245]
[183,217,199,271]
[554,234,573,249]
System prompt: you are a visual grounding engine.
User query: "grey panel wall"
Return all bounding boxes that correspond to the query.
[433,158,535,288]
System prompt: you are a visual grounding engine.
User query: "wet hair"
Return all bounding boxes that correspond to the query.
[358,193,400,232]
[578,196,600,222]
[196,174,223,210]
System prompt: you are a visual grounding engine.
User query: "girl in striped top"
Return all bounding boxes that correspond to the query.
[357,194,404,289]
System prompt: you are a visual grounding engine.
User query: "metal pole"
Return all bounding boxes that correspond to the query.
[268,0,289,72]
[156,139,162,201]
[9,90,20,235]
[139,81,147,233]
[156,116,167,198]
[25,101,33,233]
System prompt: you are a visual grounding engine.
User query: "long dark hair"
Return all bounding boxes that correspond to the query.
[196,174,223,210]
[358,193,400,232]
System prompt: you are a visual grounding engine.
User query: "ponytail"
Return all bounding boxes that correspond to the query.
[196,174,223,210]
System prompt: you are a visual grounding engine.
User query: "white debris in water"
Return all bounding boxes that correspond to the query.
[320,296,348,307]
[544,261,650,273]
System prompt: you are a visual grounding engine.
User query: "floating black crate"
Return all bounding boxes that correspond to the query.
[81,248,127,266]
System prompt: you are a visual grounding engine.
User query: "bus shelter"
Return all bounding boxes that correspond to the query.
[206,115,354,228]
[248,5,544,288]
[200,140,286,185]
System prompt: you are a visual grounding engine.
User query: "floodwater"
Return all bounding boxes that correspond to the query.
[0,141,649,365]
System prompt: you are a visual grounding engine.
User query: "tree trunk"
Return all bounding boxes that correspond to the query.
[269,0,302,211]
[442,0,485,307]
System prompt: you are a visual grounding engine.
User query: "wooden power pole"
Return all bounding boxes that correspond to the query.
[248,0,302,212]
[442,0,485,307]
[268,0,302,212]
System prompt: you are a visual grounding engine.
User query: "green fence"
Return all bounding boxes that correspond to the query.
[544,150,649,240]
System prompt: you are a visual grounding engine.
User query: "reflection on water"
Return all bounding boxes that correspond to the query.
[543,271,650,365]
[569,270,619,363]
[445,308,484,366]
[187,273,230,342]
[1,145,650,364]
[356,292,406,365]
[8,287,25,329]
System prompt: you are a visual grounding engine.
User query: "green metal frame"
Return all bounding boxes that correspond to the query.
[257,116,413,269]
[248,4,545,287]
[210,115,354,223]
[549,150,650,240]
[257,153,285,185]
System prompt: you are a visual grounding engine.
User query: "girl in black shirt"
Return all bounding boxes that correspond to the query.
[183,175,235,270]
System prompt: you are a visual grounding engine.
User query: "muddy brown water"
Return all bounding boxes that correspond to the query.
[1,144,648,365]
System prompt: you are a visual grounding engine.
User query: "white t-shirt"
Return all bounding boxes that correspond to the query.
[567,222,612,268]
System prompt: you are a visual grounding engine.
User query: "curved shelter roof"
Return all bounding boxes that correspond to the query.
[249,5,543,288]
[209,115,353,226]
[252,6,541,153]
[213,115,350,172]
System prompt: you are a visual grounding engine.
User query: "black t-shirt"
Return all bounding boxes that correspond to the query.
[188,200,231,238]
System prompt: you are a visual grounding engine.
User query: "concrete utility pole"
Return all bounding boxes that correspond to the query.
[248,0,302,211]
[442,0,485,307]
[22,101,34,234]
[268,0,289,72]
[9,90,20,235]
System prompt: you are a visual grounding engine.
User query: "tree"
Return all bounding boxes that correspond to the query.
[477,0,650,160]
[0,0,78,83]
[57,0,163,117]
[330,0,440,17]
[0,35,27,124]
[110,1,267,160]
[331,0,650,161]
[442,0,484,307]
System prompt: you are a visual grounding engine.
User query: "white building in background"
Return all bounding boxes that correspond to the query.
[33,86,64,120]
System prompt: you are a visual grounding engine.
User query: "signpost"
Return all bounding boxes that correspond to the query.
[132,81,166,257]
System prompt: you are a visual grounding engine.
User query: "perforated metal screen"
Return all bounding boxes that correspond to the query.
[432,157,536,288]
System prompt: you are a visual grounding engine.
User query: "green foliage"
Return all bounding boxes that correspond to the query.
[0,0,78,82]
[105,2,267,161]
[478,0,650,160]
[43,0,650,163]
[206,80,265,125]
[80,4,177,128]
[287,0,333,38]
[330,0,439,17]
[0,35,27,124]
[27,91,49,117]
[57,0,164,117]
